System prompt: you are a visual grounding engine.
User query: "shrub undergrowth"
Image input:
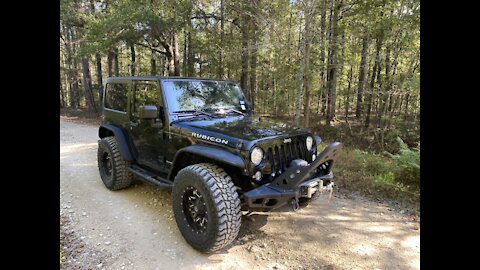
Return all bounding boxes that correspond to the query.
[333,137,420,207]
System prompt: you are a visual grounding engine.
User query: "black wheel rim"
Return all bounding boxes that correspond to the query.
[182,186,208,233]
[102,152,113,176]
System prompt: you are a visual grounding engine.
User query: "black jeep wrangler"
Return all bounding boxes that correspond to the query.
[97,77,341,252]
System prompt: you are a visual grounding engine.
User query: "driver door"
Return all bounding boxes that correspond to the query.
[129,80,169,173]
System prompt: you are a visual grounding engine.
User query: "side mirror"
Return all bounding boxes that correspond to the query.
[139,105,158,119]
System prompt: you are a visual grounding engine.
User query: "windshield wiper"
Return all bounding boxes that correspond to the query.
[226,108,245,116]
[172,110,214,117]
[206,108,245,116]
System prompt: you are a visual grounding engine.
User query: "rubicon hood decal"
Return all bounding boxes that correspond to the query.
[191,132,229,145]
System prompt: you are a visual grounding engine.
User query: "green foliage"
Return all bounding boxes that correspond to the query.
[353,149,393,175]
[381,120,420,153]
[386,137,420,186]
[335,138,420,204]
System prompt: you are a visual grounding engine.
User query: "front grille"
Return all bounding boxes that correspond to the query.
[265,139,309,175]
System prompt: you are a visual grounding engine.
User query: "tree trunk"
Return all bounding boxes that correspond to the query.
[273,72,277,116]
[345,64,353,122]
[60,43,66,108]
[71,28,80,108]
[88,0,102,110]
[403,93,410,119]
[130,44,136,76]
[373,49,383,124]
[365,35,383,128]
[249,17,258,112]
[325,0,342,125]
[295,0,316,126]
[183,30,187,76]
[164,39,175,76]
[150,50,157,75]
[294,56,305,126]
[173,33,181,76]
[163,33,181,76]
[159,55,165,76]
[386,95,397,129]
[249,47,257,111]
[387,42,401,116]
[337,33,346,118]
[62,25,78,108]
[398,95,404,115]
[72,57,80,108]
[218,0,225,79]
[81,56,97,113]
[302,2,315,127]
[60,74,65,108]
[227,25,233,79]
[198,55,203,77]
[240,10,250,102]
[95,53,103,109]
[303,41,311,127]
[324,0,334,119]
[167,51,175,76]
[377,45,390,127]
[107,50,114,77]
[286,7,293,115]
[60,34,69,104]
[294,22,305,125]
[356,33,368,119]
[187,31,194,76]
[388,91,395,113]
[114,47,119,76]
[317,0,328,116]
[261,66,267,114]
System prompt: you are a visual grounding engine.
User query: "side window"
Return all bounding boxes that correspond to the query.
[105,83,128,112]
[133,82,160,113]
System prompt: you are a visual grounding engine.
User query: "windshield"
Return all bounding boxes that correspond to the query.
[162,80,247,114]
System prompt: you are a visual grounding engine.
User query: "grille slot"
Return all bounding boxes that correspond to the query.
[265,139,309,175]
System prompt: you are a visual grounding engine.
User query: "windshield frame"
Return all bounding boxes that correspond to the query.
[160,78,247,122]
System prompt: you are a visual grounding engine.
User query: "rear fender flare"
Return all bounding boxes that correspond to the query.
[98,124,135,161]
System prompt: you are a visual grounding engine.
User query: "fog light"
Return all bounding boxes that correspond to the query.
[254,171,262,181]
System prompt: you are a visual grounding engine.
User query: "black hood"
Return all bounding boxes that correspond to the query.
[174,115,309,143]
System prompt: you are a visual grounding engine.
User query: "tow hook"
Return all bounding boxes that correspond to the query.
[291,198,300,212]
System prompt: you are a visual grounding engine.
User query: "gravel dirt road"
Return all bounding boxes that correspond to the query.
[60,118,420,270]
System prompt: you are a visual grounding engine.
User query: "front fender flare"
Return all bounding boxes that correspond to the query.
[168,145,246,180]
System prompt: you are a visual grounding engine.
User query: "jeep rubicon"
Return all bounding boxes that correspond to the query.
[97,77,341,252]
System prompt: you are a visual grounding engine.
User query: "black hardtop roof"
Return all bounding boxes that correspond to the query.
[105,76,238,84]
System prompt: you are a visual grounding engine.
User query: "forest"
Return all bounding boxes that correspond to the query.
[60,0,420,207]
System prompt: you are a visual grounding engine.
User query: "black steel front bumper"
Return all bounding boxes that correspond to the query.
[243,142,342,211]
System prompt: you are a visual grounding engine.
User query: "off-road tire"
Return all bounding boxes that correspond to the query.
[172,163,242,252]
[298,190,322,208]
[97,136,133,190]
[298,197,313,207]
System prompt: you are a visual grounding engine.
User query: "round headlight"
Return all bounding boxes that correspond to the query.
[306,136,314,151]
[250,147,264,166]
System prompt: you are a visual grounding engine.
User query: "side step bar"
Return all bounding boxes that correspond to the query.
[128,164,173,189]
